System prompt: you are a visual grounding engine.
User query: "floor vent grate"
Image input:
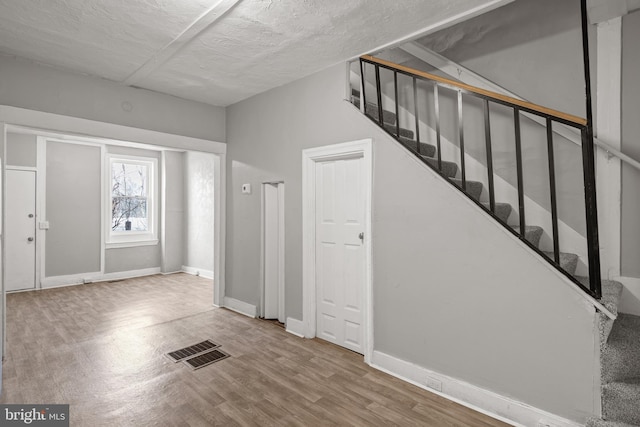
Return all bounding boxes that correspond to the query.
[166,339,220,362]
[183,349,230,370]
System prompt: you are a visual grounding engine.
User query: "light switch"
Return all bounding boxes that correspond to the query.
[241,183,252,194]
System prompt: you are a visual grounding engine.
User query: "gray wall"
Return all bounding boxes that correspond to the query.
[0,54,225,142]
[162,151,185,273]
[46,141,101,276]
[621,10,640,278]
[226,62,597,422]
[6,132,36,167]
[183,151,215,273]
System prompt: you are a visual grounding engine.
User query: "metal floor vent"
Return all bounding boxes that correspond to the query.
[166,339,219,362]
[183,349,230,370]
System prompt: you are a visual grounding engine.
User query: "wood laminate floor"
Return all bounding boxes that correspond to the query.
[1,273,511,426]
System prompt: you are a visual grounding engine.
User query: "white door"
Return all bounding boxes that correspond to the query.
[263,182,284,322]
[315,157,365,354]
[5,170,37,292]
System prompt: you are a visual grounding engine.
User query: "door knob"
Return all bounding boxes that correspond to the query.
[358,232,364,241]
[27,237,34,242]
[28,214,34,218]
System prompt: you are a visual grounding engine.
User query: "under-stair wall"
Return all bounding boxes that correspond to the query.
[227,62,600,426]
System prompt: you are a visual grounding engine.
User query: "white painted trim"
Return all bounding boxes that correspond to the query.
[4,165,36,172]
[0,107,226,154]
[40,267,161,289]
[260,182,286,320]
[350,0,515,59]
[160,151,168,274]
[371,351,582,427]
[277,183,285,324]
[181,265,214,280]
[1,123,6,360]
[213,153,225,308]
[223,297,257,318]
[285,317,305,338]
[596,18,622,280]
[36,137,46,290]
[614,276,640,316]
[302,139,374,363]
[105,153,159,246]
[259,184,266,318]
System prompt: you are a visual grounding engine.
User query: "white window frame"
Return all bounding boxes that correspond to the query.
[105,154,158,248]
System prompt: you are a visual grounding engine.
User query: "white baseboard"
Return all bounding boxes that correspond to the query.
[370,351,582,427]
[223,297,257,318]
[285,317,305,338]
[181,265,214,280]
[41,268,161,289]
[615,276,640,316]
[161,270,183,276]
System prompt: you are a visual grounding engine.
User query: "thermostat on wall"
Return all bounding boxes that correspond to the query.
[241,183,251,194]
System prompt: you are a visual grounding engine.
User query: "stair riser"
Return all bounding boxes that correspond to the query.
[602,385,640,425]
[602,314,640,383]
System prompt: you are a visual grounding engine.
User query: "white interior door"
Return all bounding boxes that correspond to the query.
[263,182,285,322]
[315,156,365,354]
[5,169,37,292]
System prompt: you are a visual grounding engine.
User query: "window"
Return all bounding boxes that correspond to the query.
[106,154,158,247]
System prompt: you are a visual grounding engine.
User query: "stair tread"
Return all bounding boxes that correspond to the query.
[400,138,436,157]
[451,179,483,200]
[514,225,543,231]
[353,98,397,125]
[513,225,544,247]
[421,156,458,178]
[383,123,414,139]
[605,378,640,388]
[542,251,579,275]
[542,251,578,264]
[481,202,512,223]
[575,278,624,316]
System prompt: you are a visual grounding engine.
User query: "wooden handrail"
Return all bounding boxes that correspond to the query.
[361,55,587,127]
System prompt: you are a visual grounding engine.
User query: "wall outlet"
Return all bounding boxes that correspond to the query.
[425,377,442,392]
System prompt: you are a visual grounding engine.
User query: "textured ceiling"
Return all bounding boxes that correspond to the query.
[0,0,508,106]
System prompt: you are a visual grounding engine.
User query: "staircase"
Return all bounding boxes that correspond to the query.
[352,88,583,280]
[350,59,640,424]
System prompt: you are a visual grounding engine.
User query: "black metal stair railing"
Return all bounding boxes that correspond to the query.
[357,55,602,300]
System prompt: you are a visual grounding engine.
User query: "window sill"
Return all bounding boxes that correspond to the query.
[106,239,159,249]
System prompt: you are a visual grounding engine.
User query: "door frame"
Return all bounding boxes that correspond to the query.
[302,139,373,363]
[260,181,285,322]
